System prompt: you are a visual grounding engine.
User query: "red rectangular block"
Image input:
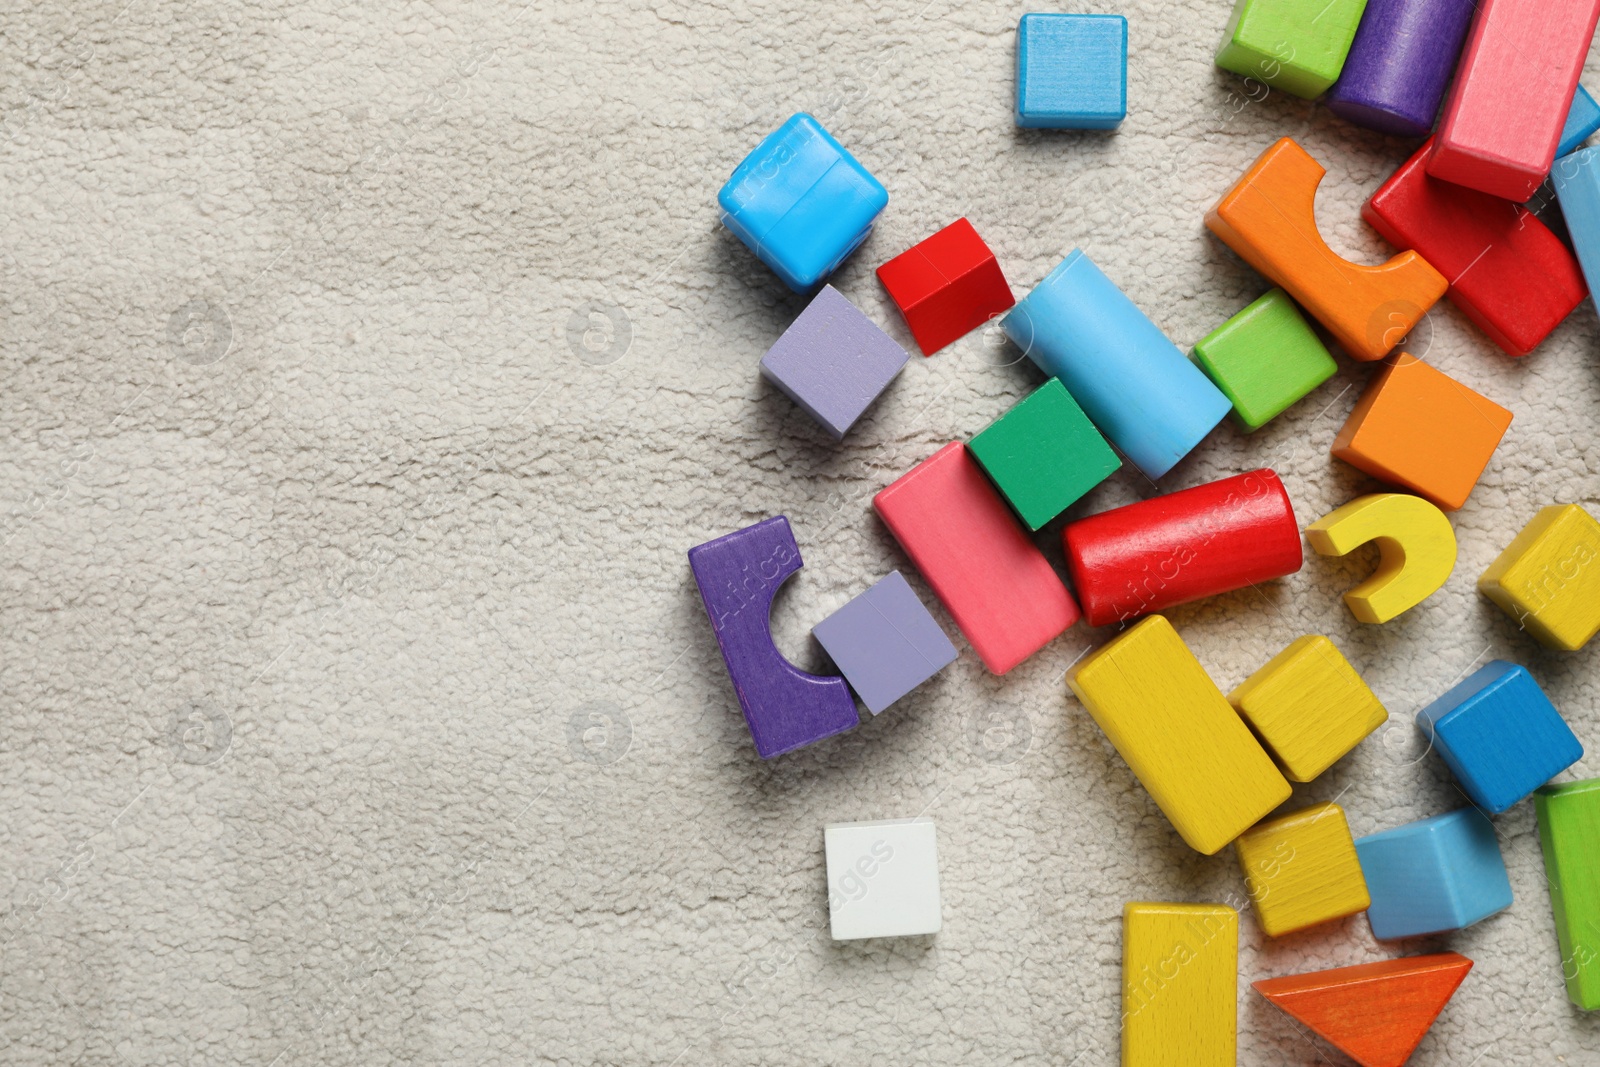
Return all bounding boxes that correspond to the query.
[1366,139,1588,357]
[873,442,1078,673]
[876,218,1015,356]
[1427,0,1600,201]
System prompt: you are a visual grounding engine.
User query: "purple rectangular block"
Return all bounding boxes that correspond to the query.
[760,285,910,440]
[812,571,958,715]
[1325,0,1477,138]
[688,516,860,758]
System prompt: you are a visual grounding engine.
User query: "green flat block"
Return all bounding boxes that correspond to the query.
[1536,778,1600,1011]
[1192,288,1337,432]
[969,378,1120,531]
[1215,0,1368,99]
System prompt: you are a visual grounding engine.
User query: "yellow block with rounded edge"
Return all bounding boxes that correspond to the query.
[1069,615,1290,855]
[1478,504,1600,651]
[1305,493,1457,623]
[1228,635,1388,782]
[1234,802,1370,937]
[1122,902,1237,1067]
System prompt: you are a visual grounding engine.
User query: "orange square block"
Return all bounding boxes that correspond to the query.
[1332,354,1512,511]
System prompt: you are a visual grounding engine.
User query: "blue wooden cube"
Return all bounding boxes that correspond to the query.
[1355,808,1514,940]
[1415,660,1583,814]
[718,114,888,293]
[1015,14,1128,130]
[1559,84,1600,157]
[813,571,957,715]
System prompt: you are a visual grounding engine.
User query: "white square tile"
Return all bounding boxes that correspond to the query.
[824,818,941,940]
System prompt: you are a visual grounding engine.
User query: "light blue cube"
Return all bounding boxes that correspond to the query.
[717,114,888,293]
[1015,14,1128,130]
[1416,660,1583,814]
[1355,808,1513,940]
[1558,85,1600,158]
[813,571,957,715]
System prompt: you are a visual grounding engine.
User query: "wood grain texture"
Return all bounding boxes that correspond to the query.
[1015,13,1127,128]
[1122,903,1237,1067]
[1479,504,1600,650]
[1534,778,1600,1010]
[1229,635,1388,781]
[1325,0,1477,137]
[1235,802,1371,937]
[1305,494,1457,624]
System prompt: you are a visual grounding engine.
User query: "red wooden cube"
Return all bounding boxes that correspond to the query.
[876,218,1015,356]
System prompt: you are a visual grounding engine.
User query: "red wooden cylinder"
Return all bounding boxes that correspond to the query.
[1064,469,1303,626]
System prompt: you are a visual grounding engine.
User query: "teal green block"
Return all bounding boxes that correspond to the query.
[1192,289,1337,432]
[1216,0,1369,99]
[968,379,1121,531]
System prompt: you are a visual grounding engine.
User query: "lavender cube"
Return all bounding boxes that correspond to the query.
[813,571,958,714]
[760,285,909,439]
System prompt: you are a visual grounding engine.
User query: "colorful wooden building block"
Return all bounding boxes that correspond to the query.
[1559,84,1600,157]
[1229,635,1388,782]
[967,378,1120,531]
[876,218,1015,356]
[874,443,1080,674]
[1355,808,1513,940]
[1254,953,1473,1067]
[1363,139,1587,358]
[1552,146,1600,299]
[1206,139,1447,362]
[1330,353,1512,511]
[687,516,859,759]
[1534,778,1600,1010]
[1305,494,1457,624]
[812,571,957,715]
[759,285,909,439]
[1192,288,1337,431]
[1001,250,1231,480]
[1215,0,1368,99]
[1236,803,1371,937]
[1478,504,1600,650]
[1063,469,1303,626]
[1015,13,1128,129]
[1122,903,1237,1067]
[1416,660,1584,814]
[717,113,888,292]
[1325,0,1477,137]
[1068,616,1290,855]
[824,818,941,939]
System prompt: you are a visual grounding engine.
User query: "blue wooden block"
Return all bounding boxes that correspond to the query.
[718,114,888,293]
[813,571,958,714]
[759,285,909,439]
[1553,146,1600,296]
[1415,660,1583,814]
[1355,808,1514,940]
[1558,85,1600,158]
[1000,250,1230,479]
[1015,14,1128,130]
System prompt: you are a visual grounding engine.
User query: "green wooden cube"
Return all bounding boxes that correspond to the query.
[1215,0,1368,99]
[1536,778,1600,1010]
[968,378,1120,531]
[1192,288,1337,432]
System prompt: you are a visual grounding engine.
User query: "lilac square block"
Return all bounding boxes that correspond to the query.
[760,285,910,439]
[813,571,958,714]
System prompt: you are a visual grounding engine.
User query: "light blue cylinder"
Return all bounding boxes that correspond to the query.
[1554,147,1600,298]
[1001,250,1230,479]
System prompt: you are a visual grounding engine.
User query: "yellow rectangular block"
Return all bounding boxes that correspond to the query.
[1234,802,1371,937]
[1069,615,1290,854]
[1122,902,1237,1067]
[1478,504,1600,651]
[1228,635,1388,781]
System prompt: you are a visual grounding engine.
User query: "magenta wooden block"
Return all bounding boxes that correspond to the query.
[1325,0,1476,138]
[812,571,958,714]
[760,285,910,440]
[688,516,860,758]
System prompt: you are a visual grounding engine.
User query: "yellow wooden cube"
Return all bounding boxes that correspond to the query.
[1478,504,1600,651]
[1235,802,1370,937]
[1228,635,1388,782]
[1122,902,1237,1067]
[1069,615,1290,855]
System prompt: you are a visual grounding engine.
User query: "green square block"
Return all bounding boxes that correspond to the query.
[1192,288,1337,432]
[968,378,1121,531]
[1215,0,1368,99]
[1536,778,1600,1011]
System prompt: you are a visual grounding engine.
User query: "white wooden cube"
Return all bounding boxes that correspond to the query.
[824,818,941,940]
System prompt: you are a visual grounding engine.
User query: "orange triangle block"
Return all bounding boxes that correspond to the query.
[1253,953,1473,1067]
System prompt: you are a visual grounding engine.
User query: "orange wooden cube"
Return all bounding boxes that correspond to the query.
[1332,354,1512,511]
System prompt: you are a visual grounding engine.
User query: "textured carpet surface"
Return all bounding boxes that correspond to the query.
[3,0,1599,1063]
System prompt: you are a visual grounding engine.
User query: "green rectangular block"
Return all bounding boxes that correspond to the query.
[1536,778,1600,1010]
[1192,288,1337,432]
[1215,0,1368,99]
[968,378,1120,531]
